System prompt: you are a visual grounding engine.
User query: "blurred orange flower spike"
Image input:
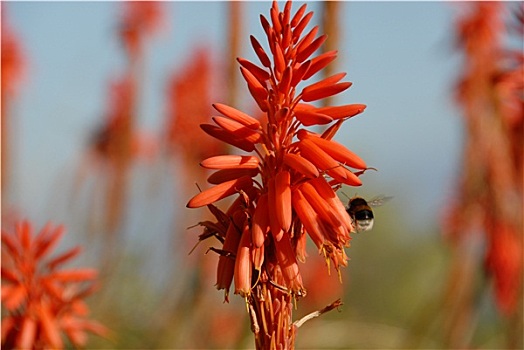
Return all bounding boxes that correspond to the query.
[1,221,107,348]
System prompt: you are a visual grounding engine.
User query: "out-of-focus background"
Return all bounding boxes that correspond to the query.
[2,1,522,349]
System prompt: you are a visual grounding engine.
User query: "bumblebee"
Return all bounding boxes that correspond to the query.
[346,195,391,232]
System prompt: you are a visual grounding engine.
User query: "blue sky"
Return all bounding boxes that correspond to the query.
[5,1,463,233]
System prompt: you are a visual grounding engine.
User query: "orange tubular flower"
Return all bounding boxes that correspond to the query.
[187,1,368,348]
[1,221,108,349]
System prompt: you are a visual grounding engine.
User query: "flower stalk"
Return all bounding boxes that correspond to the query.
[187,1,369,348]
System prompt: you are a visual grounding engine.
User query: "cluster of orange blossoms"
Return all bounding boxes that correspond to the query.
[187,1,368,302]
[1,221,107,349]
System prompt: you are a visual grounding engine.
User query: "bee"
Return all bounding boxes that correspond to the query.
[346,195,392,232]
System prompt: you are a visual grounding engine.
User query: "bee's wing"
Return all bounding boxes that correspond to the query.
[367,195,393,207]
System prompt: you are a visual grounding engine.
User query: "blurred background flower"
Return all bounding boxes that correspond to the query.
[1,221,108,349]
[438,3,523,348]
[1,9,26,212]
